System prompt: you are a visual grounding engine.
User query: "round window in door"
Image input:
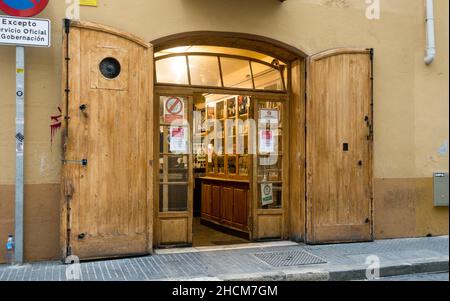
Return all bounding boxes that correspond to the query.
[100,57,121,79]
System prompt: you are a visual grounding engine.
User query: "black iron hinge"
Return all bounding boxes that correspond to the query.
[64,18,71,34]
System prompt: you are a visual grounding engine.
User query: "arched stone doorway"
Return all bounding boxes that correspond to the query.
[151,32,309,247]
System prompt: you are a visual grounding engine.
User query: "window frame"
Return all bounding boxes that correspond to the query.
[154,52,287,92]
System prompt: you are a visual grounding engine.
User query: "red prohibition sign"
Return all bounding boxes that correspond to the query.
[0,0,49,17]
[165,97,183,115]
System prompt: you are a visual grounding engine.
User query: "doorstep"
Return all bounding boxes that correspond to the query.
[154,241,300,255]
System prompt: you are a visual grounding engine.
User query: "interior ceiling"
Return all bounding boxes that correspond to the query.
[155,45,285,65]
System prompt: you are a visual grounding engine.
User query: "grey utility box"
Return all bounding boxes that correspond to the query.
[434,172,449,207]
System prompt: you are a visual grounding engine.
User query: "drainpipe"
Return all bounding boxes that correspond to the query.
[424,0,436,65]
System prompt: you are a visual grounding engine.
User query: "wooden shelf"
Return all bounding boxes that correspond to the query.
[200,177,250,184]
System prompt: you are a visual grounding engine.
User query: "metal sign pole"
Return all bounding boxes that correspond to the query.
[15,46,25,264]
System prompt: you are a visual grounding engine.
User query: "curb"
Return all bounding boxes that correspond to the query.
[165,260,449,282]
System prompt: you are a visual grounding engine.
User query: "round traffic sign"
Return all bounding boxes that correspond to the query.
[0,0,49,17]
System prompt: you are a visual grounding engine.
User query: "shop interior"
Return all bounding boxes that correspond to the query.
[155,46,287,247]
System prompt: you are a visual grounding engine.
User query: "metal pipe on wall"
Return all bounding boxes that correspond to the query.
[424,0,436,65]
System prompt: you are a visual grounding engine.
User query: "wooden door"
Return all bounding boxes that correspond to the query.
[306,48,374,244]
[155,95,193,246]
[61,21,154,260]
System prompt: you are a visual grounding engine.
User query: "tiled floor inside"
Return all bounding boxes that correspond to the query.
[192,218,249,247]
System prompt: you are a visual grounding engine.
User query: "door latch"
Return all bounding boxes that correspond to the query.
[63,159,88,166]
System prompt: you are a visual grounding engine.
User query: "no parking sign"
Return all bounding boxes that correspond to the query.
[0,0,49,17]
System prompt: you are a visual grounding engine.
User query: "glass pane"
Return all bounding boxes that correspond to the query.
[257,157,282,182]
[207,155,215,174]
[159,184,188,212]
[159,155,189,182]
[258,183,282,209]
[238,156,249,176]
[257,100,283,210]
[188,56,221,87]
[217,156,225,174]
[216,101,226,120]
[156,56,189,85]
[227,97,237,119]
[228,156,237,174]
[220,58,253,89]
[251,62,284,91]
[237,96,250,116]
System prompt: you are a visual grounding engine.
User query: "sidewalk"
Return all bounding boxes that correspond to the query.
[0,236,448,281]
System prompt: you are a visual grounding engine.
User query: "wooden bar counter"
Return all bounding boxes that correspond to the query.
[200,177,250,234]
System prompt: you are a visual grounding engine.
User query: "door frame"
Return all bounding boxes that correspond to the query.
[60,20,155,260]
[154,85,289,246]
[251,97,290,241]
[305,47,375,244]
[153,92,194,247]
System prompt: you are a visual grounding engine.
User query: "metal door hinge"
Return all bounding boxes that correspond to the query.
[64,19,71,34]
[63,159,88,166]
[368,48,374,60]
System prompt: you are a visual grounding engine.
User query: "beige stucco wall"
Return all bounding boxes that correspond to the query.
[1,0,448,185]
[0,0,448,261]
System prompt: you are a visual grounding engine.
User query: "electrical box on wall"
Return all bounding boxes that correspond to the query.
[434,173,449,207]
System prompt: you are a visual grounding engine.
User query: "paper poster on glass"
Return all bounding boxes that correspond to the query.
[260,109,279,125]
[261,183,274,206]
[170,127,188,153]
[259,129,275,153]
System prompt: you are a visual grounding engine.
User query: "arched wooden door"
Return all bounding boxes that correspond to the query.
[306,48,374,244]
[61,21,154,260]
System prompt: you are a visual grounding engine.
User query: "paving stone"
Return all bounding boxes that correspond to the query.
[0,236,448,281]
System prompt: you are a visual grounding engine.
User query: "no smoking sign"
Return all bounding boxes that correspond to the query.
[164,96,184,123]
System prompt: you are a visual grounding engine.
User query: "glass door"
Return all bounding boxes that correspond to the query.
[252,98,287,240]
[156,94,193,246]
